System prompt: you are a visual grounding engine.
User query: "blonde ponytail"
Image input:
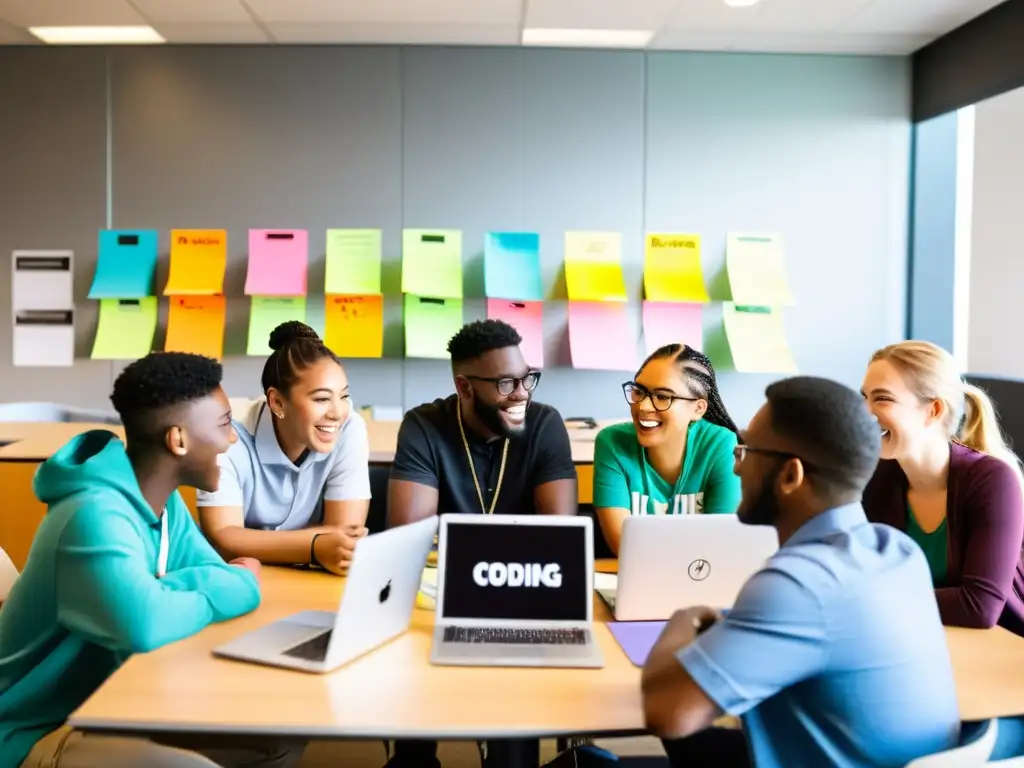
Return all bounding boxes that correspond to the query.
[959,384,1024,489]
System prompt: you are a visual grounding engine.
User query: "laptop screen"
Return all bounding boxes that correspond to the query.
[440,519,589,622]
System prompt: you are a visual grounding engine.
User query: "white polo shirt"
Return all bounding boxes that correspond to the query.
[195,398,371,530]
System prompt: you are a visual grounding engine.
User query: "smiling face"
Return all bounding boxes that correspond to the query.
[861,358,948,460]
[175,385,238,492]
[268,357,352,454]
[628,357,707,449]
[455,345,535,438]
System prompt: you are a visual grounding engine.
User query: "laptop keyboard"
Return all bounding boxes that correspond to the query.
[443,626,587,645]
[282,629,333,661]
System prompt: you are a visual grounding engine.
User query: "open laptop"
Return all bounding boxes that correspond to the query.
[213,516,437,673]
[598,514,779,621]
[430,514,603,669]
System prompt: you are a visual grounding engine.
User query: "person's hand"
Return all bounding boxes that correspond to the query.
[229,557,261,580]
[313,529,361,575]
[658,606,722,647]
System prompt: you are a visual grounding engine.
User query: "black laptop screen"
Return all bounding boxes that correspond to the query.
[440,521,589,621]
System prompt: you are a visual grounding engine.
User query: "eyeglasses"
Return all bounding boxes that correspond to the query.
[465,371,541,396]
[622,381,698,412]
[733,444,818,471]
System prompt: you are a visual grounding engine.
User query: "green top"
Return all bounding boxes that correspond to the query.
[907,503,949,586]
[593,419,740,515]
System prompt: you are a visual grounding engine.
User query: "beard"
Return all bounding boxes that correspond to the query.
[738,467,782,527]
[474,396,528,439]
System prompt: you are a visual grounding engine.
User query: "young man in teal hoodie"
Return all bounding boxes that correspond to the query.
[0,353,300,767]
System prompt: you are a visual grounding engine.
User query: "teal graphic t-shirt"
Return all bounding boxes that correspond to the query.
[592,419,740,515]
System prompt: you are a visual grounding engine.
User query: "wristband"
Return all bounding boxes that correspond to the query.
[309,532,325,569]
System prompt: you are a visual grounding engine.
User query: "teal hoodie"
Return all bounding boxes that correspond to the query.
[0,430,260,765]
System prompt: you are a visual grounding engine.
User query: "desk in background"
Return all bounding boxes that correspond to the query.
[0,419,612,570]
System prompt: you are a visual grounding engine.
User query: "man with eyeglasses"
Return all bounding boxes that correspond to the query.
[641,376,959,768]
[384,319,578,767]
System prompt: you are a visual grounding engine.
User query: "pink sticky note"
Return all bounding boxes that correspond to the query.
[642,302,704,355]
[568,302,636,371]
[487,299,545,369]
[245,229,308,296]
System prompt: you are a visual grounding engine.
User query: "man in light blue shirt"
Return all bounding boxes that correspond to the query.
[641,376,959,768]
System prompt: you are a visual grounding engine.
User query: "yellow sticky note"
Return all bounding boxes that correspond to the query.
[323,295,384,358]
[164,229,227,295]
[90,298,158,360]
[564,231,627,302]
[726,233,793,306]
[644,233,709,302]
[722,304,797,373]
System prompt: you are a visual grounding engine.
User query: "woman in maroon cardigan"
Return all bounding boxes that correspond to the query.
[861,340,1024,636]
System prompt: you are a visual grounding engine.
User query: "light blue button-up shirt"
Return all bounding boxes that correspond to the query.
[678,503,959,768]
[196,399,371,530]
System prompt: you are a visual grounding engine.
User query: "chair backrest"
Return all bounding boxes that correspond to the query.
[906,719,998,767]
[0,547,19,604]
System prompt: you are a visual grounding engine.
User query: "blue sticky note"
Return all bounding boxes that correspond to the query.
[88,230,160,299]
[484,232,543,301]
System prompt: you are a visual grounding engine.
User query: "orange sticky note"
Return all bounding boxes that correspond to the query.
[164,229,227,295]
[164,295,226,359]
[324,295,384,358]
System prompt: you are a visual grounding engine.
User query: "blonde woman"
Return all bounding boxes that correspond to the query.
[861,340,1024,635]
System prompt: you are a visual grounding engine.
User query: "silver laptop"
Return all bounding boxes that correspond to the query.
[430,514,603,669]
[213,516,438,673]
[598,514,778,621]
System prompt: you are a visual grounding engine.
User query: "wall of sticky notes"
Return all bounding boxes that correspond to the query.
[0,47,910,423]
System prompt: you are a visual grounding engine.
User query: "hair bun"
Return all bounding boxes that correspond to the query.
[268,321,320,351]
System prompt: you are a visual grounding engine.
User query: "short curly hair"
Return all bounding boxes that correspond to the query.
[447,319,522,366]
[110,352,223,441]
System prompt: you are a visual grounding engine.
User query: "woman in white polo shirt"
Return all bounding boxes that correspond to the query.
[197,321,371,575]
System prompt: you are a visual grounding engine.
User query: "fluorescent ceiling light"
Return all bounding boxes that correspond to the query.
[28,26,165,44]
[522,28,654,48]
[724,0,762,6]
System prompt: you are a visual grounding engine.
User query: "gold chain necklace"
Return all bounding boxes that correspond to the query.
[456,401,509,515]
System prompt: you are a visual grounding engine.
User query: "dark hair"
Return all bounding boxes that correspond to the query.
[110,352,223,442]
[447,319,522,366]
[764,376,881,497]
[261,321,340,395]
[637,344,740,435]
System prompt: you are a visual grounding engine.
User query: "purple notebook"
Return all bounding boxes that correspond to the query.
[607,621,667,666]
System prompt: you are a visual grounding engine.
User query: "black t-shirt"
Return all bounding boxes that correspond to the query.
[390,394,577,515]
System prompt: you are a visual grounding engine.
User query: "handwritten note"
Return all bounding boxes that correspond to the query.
[401,229,463,299]
[484,232,543,301]
[324,295,384,358]
[642,302,704,355]
[164,296,226,359]
[487,299,544,369]
[568,302,635,371]
[244,229,308,296]
[325,229,382,295]
[13,310,74,367]
[564,231,627,302]
[726,233,793,306]
[404,294,463,359]
[246,297,307,356]
[88,230,159,299]
[12,251,73,312]
[164,229,227,296]
[722,304,797,373]
[90,298,158,360]
[644,234,709,302]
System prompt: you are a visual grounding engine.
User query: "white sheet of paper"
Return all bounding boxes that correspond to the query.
[12,251,74,313]
[594,572,618,592]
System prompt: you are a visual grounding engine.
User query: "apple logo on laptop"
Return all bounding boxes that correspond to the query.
[379,580,392,603]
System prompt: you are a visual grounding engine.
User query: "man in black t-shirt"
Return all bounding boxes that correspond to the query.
[384,319,578,768]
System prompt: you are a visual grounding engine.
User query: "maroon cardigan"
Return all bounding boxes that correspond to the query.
[863,442,1024,636]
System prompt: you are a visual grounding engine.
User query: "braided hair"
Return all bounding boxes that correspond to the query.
[637,344,741,436]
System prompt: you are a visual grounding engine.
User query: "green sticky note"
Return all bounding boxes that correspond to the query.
[404,294,463,359]
[90,298,158,360]
[325,229,382,295]
[247,297,307,356]
[401,229,463,299]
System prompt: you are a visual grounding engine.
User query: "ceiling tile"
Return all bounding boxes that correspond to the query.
[0,0,145,26]
[668,0,869,32]
[524,0,678,31]
[155,21,269,42]
[131,0,253,24]
[841,0,1006,34]
[268,22,519,44]
[815,31,933,53]
[248,0,522,26]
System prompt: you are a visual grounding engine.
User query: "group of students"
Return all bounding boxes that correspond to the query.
[0,316,1021,768]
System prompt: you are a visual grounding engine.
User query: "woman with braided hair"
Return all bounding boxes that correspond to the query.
[593,343,741,554]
